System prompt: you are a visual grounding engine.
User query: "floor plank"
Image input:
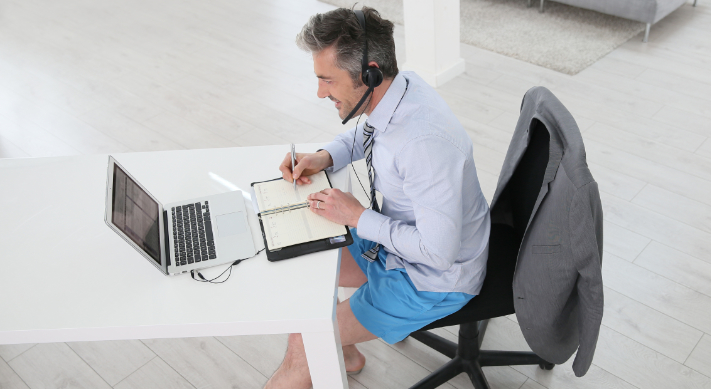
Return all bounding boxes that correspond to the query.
[631,184,711,235]
[685,334,711,378]
[348,376,369,389]
[588,163,647,202]
[108,72,250,142]
[0,345,35,363]
[113,358,195,389]
[588,141,711,208]
[0,136,30,158]
[587,56,647,79]
[603,253,711,334]
[653,105,711,138]
[634,241,711,298]
[576,67,711,119]
[142,337,267,389]
[141,111,241,150]
[586,112,705,154]
[8,343,112,389]
[479,318,637,389]
[605,45,711,85]
[0,358,29,389]
[601,192,711,263]
[78,107,185,153]
[696,138,711,159]
[0,66,104,118]
[0,90,132,155]
[601,220,650,261]
[593,326,711,389]
[585,123,711,182]
[354,338,459,389]
[520,379,548,389]
[602,287,703,363]
[635,67,711,103]
[67,340,156,386]
[215,334,288,379]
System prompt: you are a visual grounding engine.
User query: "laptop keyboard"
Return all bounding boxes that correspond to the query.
[171,201,216,266]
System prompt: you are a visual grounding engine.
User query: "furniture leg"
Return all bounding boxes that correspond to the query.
[540,0,545,13]
[409,356,465,389]
[463,361,491,389]
[477,319,489,348]
[693,0,697,6]
[643,23,650,42]
[528,0,532,7]
[302,329,347,389]
[479,350,550,366]
[409,330,458,359]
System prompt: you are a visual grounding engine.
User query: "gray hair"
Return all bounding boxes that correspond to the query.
[296,6,398,87]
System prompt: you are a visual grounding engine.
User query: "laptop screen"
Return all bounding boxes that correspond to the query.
[111,164,161,264]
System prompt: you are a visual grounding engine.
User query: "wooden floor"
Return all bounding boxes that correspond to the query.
[1,0,710,388]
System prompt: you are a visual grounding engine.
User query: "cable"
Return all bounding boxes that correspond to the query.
[349,79,409,207]
[349,91,374,204]
[190,248,266,284]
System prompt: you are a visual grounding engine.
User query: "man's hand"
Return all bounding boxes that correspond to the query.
[308,188,365,228]
[279,150,334,185]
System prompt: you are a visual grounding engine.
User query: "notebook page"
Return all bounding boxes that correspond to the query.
[262,207,346,250]
[254,171,331,213]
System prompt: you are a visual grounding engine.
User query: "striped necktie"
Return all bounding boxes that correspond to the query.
[362,121,381,262]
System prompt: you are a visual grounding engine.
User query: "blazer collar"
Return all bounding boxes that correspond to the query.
[525,117,563,232]
[491,90,566,234]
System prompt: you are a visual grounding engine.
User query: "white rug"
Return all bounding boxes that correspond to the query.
[318,0,646,75]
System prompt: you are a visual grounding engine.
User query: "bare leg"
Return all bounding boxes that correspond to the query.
[265,333,311,389]
[339,247,368,288]
[265,250,374,389]
[337,247,368,374]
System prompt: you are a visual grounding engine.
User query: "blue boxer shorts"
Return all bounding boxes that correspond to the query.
[347,228,475,344]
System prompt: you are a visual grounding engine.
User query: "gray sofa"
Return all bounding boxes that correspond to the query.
[532,0,696,42]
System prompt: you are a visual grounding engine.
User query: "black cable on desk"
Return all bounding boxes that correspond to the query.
[190,248,265,284]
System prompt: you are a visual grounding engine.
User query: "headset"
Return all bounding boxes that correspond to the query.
[341,9,384,125]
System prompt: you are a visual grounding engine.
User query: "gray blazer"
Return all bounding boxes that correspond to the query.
[491,87,604,377]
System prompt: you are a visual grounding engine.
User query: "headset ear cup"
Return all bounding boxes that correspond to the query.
[365,67,383,88]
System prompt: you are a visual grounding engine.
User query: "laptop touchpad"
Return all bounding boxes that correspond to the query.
[216,212,246,237]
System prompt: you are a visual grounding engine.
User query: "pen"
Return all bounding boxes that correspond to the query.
[291,143,296,191]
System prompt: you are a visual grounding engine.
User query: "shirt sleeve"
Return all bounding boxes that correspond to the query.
[321,124,364,172]
[357,135,465,271]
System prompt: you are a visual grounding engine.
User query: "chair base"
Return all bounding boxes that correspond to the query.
[409,321,553,389]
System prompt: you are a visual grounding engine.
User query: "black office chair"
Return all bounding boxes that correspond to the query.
[407,119,554,389]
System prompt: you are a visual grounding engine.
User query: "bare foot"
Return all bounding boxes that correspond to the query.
[343,344,366,373]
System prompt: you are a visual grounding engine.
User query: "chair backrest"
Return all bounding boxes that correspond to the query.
[418,119,552,329]
[498,118,550,246]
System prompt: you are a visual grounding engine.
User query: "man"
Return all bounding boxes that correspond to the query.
[265,7,490,389]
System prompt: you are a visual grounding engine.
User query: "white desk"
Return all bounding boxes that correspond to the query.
[0,144,348,388]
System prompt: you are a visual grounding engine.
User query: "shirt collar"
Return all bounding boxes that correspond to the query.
[366,72,407,133]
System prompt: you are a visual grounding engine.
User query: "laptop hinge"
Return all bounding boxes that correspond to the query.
[163,210,172,268]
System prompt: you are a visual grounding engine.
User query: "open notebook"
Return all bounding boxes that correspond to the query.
[251,171,352,260]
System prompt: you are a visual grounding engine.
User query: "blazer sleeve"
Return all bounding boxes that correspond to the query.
[569,181,604,377]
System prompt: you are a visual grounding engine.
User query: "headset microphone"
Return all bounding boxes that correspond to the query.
[342,9,383,125]
[341,84,374,124]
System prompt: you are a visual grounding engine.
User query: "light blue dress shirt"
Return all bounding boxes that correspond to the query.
[323,71,490,295]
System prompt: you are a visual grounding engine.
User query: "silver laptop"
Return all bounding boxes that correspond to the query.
[104,156,256,276]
